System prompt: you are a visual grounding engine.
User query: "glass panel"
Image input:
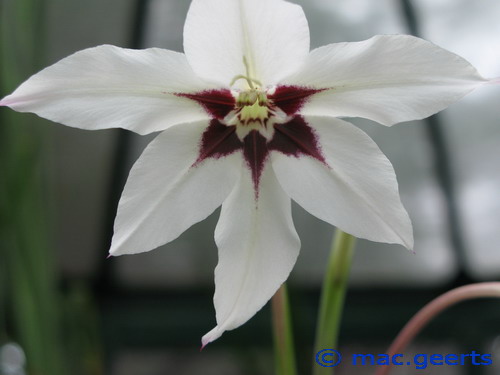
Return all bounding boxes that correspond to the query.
[416,0,500,279]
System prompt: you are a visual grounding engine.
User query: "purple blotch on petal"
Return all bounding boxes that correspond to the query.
[270,116,326,164]
[195,119,242,165]
[176,89,235,119]
[243,131,269,193]
[269,85,325,116]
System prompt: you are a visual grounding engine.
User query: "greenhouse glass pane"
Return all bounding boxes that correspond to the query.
[417,0,500,279]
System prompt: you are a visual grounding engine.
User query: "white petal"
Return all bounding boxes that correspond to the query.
[272,116,413,249]
[184,0,309,87]
[110,120,239,256]
[283,35,487,126]
[202,166,300,346]
[0,45,214,135]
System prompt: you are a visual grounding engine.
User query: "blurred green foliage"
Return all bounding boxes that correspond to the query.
[0,0,66,373]
[0,1,103,374]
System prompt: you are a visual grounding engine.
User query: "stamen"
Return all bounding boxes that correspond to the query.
[229,56,262,89]
[229,75,261,89]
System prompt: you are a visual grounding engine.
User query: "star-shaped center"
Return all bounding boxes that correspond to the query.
[177,85,326,193]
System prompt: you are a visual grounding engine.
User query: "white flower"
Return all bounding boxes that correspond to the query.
[0,0,489,346]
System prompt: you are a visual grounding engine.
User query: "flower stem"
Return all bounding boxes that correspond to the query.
[313,230,356,375]
[375,282,500,375]
[272,284,297,375]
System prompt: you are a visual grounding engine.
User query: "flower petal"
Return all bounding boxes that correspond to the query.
[184,0,309,87]
[272,116,413,249]
[202,165,300,346]
[283,35,487,126]
[0,45,215,135]
[110,120,239,256]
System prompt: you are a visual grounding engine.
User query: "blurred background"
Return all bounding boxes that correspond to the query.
[1,0,500,374]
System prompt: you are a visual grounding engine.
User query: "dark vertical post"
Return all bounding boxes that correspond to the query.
[94,0,150,293]
[399,0,469,280]
[400,1,480,374]
[94,1,150,372]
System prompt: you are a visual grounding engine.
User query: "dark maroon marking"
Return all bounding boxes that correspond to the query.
[195,116,326,195]
[176,89,235,119]
[238,117,327,191]
[269,85,325,116]
[195,119,242,164]
[243,131,269,192]
[269,116,326,164]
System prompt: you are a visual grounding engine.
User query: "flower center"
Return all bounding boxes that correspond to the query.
[226,57,276,135]
[235,90,269,125]
[177,79,327,192]
[228,88,281,141]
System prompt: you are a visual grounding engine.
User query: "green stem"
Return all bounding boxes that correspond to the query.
[313,230,356,375]
[272,284,297,375]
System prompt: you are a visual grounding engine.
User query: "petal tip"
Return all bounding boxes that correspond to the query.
[487,77,500,85]
[108,245,119,257]
[0,95,19,107]
[108,242,125,257]
[108,236,133,257]
[389,222,414,251]
[200,337,211,351]
[402,237,415,253]
[397,213,414,251]
[201,326,223,348]
[400,233,414,252]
